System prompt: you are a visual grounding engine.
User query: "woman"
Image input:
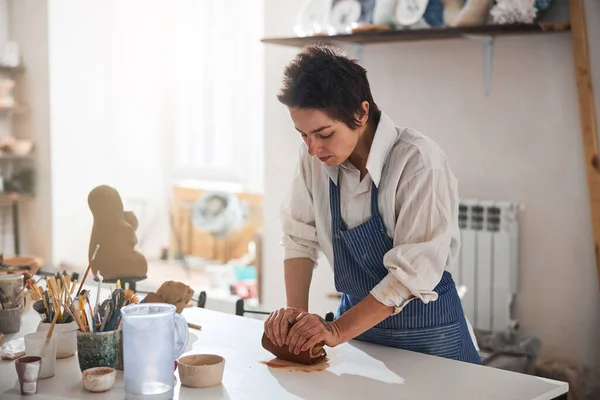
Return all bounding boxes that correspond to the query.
[264,45,480,365]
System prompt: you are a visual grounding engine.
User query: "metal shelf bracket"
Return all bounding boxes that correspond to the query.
[464,35,495,96]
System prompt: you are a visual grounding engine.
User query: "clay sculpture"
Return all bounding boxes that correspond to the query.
[261,323,327,365]
[88,185,147,280]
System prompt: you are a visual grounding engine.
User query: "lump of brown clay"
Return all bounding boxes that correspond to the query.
[156,281,194,313]
[261,323,327,365]
[141,281,194,314]
[88,185,147,280]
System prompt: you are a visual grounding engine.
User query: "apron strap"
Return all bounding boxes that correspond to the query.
[370,182,387,234]
[329,177,345,231]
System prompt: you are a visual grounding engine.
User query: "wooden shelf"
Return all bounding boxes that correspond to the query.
[0,153,33,160]
[0,193,33,204]
[261,23,570,47]
[0,64,24,73]
[0,105,28,114]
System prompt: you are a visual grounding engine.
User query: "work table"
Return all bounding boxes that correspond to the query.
[0,305,568,399]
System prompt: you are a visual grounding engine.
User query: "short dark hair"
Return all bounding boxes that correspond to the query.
[277,45,380,130]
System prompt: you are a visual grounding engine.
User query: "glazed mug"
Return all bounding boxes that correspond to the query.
[15,356,42,395]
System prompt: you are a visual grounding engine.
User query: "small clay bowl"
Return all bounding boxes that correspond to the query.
[82,367,116,392]
[177,354,225,388]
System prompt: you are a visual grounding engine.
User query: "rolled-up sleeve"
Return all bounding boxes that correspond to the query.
[370,164,458,314]
[279,148,321,265]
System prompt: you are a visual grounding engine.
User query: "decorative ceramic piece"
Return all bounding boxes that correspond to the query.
[15,356,42,396]
[372,0,397,25]
[177,354,225,388]
[77,330,120,371]
[88,185,147,280]
[330,0,362,33]
[82,367,116,393]
[396,0,430,26]
[0,274,23,305]
[0,42,21,67]
[294,0,332,37]
[36,320,78,359]
[0,305,23,333]
[0,79,15,108]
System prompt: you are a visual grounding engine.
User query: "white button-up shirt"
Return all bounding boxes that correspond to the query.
[279,111,461,314]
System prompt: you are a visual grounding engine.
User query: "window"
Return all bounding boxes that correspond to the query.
[171,0,265,192]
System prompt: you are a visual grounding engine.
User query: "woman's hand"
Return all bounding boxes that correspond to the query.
[264,307,304,347]
[285,312,342,355]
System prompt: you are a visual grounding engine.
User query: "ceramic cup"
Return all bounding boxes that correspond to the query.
[82,367,116,392]
[177,354,225,388]
[0,274,23,304]
[77,330,120,371]
[36,320,78,358]
[0,304,23,333]
[15,356,42,395]
[23,331,57,379]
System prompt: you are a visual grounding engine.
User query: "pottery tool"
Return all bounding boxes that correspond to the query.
[99,300,112,332]
[103,288,126,331]
[93,270,103,317]
[77,244,100,295]
[85,304,95,333]
[187,323,201,330]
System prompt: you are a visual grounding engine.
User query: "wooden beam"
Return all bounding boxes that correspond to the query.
[569,0,600,288]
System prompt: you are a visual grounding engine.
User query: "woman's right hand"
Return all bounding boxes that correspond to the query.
[264,307,305,347]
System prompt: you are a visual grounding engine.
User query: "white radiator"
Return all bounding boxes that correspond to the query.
[453,200,520,332]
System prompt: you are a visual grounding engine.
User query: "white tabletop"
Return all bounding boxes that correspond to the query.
[1,305,568,399]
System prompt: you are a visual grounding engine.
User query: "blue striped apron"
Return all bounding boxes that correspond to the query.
[330,178,481,364]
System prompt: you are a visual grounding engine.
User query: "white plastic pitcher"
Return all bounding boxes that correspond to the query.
[121,303,188,400]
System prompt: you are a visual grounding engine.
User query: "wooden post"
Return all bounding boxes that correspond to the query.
[569,0,600,287]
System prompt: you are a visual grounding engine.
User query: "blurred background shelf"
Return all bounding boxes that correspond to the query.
[0,192,34,203]
[261,23,571,47]
[0,153,34,160]
[0,64,24,73]
[0,105,28,114]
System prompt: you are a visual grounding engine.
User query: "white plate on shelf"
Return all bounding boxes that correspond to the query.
[330,0,362,34]
[396,0,429,26]
[294,0,333,37]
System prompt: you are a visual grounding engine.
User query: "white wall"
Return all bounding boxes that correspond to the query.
[262,0,600,372]
[47,1,174,266]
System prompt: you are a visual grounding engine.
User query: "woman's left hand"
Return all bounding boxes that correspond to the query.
[285,312,342,355]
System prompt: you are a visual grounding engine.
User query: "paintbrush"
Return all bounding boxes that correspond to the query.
[9,278,35,309]
[77,244,100,295]
[46,308,59,339]
[59,300,85,331]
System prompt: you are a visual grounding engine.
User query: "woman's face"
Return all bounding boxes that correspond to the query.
[289,107,360,167]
